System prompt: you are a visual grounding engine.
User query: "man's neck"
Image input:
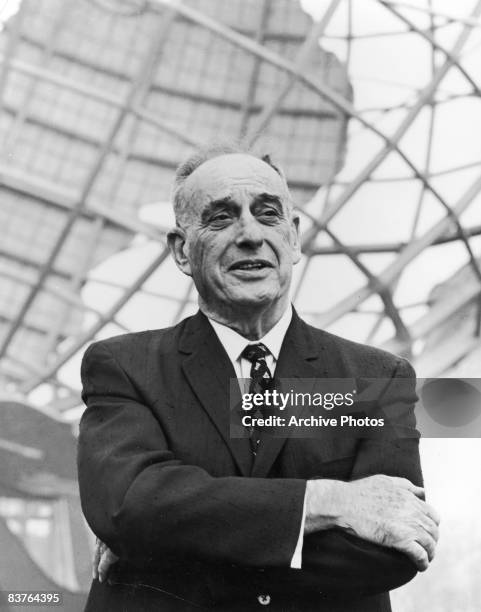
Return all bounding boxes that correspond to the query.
[199,298,290,340]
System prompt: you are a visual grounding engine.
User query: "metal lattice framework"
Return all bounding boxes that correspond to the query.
[0,0,480,414]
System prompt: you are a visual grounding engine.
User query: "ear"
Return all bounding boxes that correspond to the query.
[290,211,301,265]
[167,227,192,277]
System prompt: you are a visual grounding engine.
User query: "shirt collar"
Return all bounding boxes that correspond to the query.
[208,304,293,364]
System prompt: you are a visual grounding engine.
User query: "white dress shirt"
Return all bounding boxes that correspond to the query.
[208,305,306,569]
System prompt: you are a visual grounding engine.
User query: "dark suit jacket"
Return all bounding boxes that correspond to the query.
[78,309,422,612]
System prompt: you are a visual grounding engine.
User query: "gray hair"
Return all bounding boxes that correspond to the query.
[171,141,288,228]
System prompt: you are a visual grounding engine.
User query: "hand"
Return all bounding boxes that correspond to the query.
[306,475,440,571]
[93,538,119,583]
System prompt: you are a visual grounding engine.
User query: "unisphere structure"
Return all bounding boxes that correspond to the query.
[0,0,480,414]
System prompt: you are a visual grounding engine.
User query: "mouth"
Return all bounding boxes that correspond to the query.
[229,259,274,272]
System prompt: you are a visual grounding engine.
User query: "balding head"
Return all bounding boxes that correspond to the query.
[172,144,292,229]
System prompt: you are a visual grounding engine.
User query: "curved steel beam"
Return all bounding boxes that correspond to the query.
[380,1,481,28]
[378,0,481,285]
[0,268,130,332]
[311,166,481,329]
[300,0,481,249]
[378,1,480,98]
[20,246,171,394]
[247,0,343,144]
[383,273,481,356]
[300,208,410,343]
[0,55,201,147]
[237,0,272,137]
[0,7,178,361]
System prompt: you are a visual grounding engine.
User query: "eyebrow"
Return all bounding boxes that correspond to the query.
[253,193,283,207]
[208,196,236,210]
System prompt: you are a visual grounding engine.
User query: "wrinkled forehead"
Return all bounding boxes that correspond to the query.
[182,153,290,207]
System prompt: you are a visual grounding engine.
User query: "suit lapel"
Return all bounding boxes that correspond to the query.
[251,310,331,478]
[179,311,253,476]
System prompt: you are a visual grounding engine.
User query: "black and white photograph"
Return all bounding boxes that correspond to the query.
[0,0,480,610]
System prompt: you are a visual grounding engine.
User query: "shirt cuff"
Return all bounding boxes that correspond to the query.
[290,484,308,569]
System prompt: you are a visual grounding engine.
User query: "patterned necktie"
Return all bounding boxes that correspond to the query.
[240,342,273,455]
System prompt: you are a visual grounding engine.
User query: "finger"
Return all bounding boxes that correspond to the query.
[401,541,429,571]
[407,483,425,500]
[412,486,425,500]
[414,531,437,562]
[98,549,118,583]
[393,477,425,499]
[418,513,440,542]
[424,502,441,525]
[94,540,108,580]
[415,498,440,524]
[98,551,110,583]
[92,540,102,580]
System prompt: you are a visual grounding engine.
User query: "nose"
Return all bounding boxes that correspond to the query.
[234,212,264,249]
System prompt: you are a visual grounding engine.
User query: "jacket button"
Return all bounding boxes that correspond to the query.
[257,594,271,605]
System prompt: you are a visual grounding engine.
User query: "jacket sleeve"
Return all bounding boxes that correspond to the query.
[293,356,422,596]
[78,340,306,569]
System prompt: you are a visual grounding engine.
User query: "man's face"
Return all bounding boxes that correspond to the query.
[170,154,301,312]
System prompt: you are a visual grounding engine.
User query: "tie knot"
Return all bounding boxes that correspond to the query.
[241,342,270,363]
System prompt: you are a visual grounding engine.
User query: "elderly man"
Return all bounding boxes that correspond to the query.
[78,145,439,612]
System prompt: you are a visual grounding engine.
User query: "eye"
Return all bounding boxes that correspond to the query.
[258,208,280,219]
[208,211,233,227]
[211,212,231,221]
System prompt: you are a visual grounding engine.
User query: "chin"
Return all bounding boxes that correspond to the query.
[227,291,277,308]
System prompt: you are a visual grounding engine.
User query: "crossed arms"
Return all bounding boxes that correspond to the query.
[78,341,439,597]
